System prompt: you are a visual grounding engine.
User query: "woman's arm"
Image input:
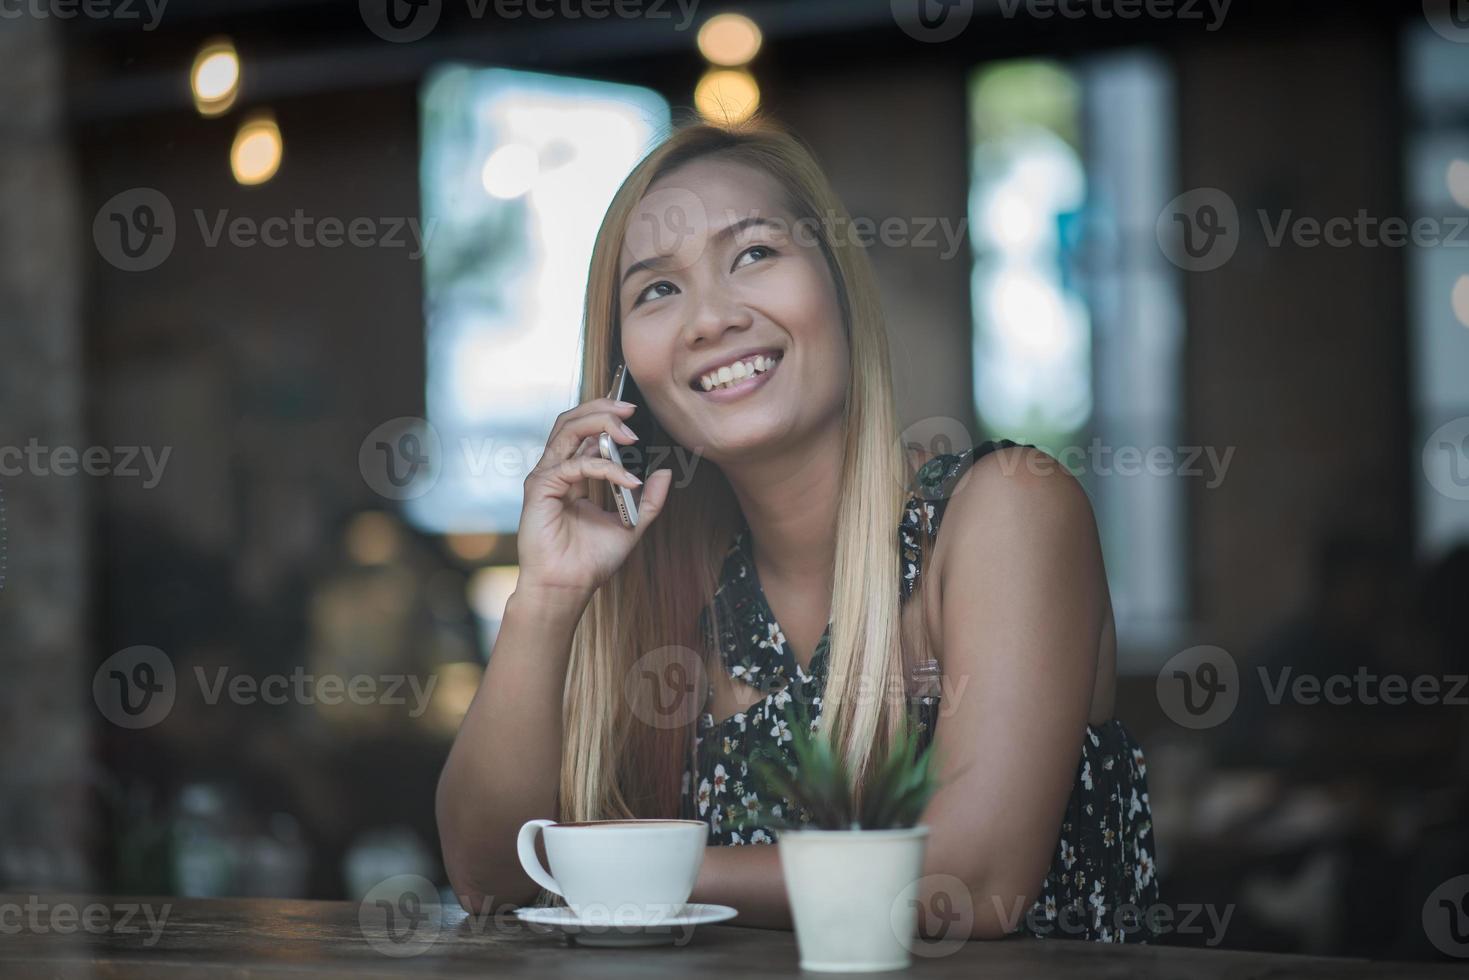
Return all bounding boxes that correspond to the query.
[435,395,674,915]
[688,844,792,929]
[686,448,1105,939]
[435,585,587,913]
[917,445,1107,939]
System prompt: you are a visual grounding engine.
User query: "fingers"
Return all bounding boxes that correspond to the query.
[630,469,674,539]
[567,435,601,502]
[531,454,643,499]
[540,400,638,470]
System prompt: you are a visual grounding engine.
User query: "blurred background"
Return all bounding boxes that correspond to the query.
[1,0,1467,962]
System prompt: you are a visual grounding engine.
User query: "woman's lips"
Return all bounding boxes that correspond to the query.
[693,354,782,404]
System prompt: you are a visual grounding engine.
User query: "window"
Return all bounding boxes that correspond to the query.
[1403,23,1469,558]
[412,66,671,534]
[967,52,1186,666]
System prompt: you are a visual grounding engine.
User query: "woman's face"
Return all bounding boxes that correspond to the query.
[617,156,849,464]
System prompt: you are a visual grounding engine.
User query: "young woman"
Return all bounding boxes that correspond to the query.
[436,117,1158,942]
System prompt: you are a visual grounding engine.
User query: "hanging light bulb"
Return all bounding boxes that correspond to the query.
[191,37,240,117]
[694,69,760,126]
[231,112,282,186]
[698,13,762,67]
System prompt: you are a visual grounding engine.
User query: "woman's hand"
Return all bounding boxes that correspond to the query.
[514,396,674,609]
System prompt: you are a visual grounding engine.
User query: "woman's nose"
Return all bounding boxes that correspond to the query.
[684,282,753,348]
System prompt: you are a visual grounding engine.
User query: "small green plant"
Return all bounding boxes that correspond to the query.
[750,703,942,831]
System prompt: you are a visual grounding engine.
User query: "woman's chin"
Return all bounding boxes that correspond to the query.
[696,421,800,464]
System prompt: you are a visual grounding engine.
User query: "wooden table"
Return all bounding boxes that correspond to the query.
[0,894,1457,978]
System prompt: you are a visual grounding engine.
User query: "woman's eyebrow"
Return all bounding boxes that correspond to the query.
[620,215,784,290]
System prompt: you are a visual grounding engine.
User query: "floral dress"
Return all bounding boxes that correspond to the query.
[677,439,1161,942]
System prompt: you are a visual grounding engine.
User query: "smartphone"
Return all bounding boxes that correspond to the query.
[598,363,642,528]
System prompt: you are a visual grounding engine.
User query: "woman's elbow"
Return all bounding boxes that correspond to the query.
[920,858,1043,941]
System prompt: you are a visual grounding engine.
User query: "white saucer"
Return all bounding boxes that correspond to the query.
[512,903,738,947]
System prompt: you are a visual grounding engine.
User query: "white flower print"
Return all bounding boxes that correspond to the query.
[741,792,761,819]
[1135,848,1154,890]
[682,489,1158,944]
[696,778,711,816]
[1089,879,1106,929]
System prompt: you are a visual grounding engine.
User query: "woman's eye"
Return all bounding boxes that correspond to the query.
[634,280,678,307]
[734,244,775,269]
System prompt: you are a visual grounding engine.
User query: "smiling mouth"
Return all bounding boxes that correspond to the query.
[689,351,784,394]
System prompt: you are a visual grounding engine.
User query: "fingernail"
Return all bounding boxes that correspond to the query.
[620,424,638,440]
[615,400,636,410]
[629,473,643,485]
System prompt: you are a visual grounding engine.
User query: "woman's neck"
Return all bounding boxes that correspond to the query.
[722,427,844,591]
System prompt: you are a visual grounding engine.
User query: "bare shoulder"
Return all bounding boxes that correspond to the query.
[914,444,1113,724]
[936,445,1097,560]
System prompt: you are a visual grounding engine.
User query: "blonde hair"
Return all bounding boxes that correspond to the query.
[558,113,923,833]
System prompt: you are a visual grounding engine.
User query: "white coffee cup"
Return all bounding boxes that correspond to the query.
[516,818,707,922]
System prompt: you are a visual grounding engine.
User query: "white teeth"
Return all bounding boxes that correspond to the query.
[697,354,780,392]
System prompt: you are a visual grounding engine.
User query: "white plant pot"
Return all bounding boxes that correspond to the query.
[776,825,931,972]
